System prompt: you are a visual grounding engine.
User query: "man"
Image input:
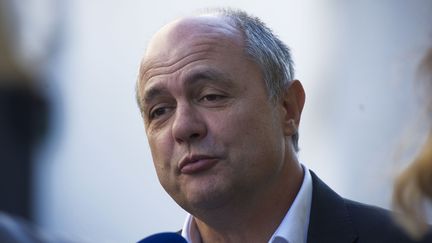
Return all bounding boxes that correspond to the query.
[136,8,422,243]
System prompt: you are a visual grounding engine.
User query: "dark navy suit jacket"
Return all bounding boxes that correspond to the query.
[307,170,431,243]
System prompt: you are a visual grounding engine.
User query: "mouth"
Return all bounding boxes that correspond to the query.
[178,155,219,174]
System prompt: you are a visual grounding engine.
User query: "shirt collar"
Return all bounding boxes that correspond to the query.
[181,165,313,243]
[269,165,312,243]
[181,213,202,243]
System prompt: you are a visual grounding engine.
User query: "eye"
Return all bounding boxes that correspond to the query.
[149,106,171,120]
[200,94,226,102]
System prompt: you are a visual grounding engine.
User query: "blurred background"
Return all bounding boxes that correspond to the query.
[1,0,431,242]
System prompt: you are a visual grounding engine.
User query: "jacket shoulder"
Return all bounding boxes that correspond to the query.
[308,171,423,243]
[343,199,415,242]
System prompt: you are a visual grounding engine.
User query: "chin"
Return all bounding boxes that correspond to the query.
[180,184,234,212]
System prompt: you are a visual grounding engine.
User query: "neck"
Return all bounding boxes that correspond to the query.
[194,159,304,243]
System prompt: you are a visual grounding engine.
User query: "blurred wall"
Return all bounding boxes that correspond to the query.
[27,0,432,242]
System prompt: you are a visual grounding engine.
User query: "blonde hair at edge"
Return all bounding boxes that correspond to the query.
[0,2,31,85]
[393,48,432,240]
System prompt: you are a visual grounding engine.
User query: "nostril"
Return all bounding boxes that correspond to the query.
[190,133,201,139]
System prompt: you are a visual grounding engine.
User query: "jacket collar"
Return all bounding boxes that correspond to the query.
[307,170,358,243]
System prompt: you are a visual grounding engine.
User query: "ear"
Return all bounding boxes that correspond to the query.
[279,80,305,136]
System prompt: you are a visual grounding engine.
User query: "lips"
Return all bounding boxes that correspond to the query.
[178,155,219,174]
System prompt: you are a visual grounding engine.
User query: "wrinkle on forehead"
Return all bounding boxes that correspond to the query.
[142,41,218,82]
[141,38,243,82]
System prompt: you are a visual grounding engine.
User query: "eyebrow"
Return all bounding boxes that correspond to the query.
[142,87,168,105]
[142,69,234,104]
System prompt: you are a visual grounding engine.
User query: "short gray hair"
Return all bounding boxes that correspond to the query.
[201,8,299,151]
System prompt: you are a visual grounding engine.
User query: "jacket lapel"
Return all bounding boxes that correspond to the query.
[307,171,358,243]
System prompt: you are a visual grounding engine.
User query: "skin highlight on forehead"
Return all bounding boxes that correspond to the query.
[145,15,240,57]
[142,16,242,76]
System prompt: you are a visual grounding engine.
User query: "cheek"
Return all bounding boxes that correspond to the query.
[210,109,259,155]
[148,134,180,194]
[221,103,277,139]
[148,131,175,174]
[219,103,283,157]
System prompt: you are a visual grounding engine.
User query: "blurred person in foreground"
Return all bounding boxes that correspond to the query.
[0,0,49,223]
[1,1,54,242]
[136,8,429,243]
[393,48,432,241]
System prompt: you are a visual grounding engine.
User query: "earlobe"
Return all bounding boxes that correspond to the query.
[281,80,305,136]
[284,118,298,136]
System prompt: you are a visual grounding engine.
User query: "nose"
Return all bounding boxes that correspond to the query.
[171,104,207,144]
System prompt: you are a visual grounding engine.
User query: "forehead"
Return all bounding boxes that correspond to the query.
[139,16,244,80]
[146,15,241,56]
[156,16,239,43]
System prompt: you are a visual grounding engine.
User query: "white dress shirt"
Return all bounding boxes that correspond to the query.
[181,165,313,243]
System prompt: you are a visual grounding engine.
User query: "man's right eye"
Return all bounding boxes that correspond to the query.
[149,107,170,120]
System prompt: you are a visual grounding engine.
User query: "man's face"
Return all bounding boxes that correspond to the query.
[139,17,291,212]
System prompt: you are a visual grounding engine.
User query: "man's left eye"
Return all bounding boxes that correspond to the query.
[200,94,225,102]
